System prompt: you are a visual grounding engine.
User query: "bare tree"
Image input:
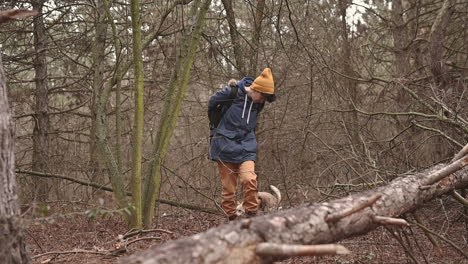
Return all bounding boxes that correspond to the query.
[31,0,50,201]
[129,0,145,228]
[221,0,246,76]
[89,0,109,186]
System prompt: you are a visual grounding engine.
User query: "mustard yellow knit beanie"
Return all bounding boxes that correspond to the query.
[250,68,274,94]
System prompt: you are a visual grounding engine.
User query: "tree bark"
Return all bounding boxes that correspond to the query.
[0,32,30,264]
[391,0,410,80]
[428,0,454,88]
[89,0,108,186]
[338,0,362,156]
[130,0,145,229]
[94,0,130,220]
[249,0,266,76]
[31,0,50,201]
[221,0,245,76]
[122,154,468,264]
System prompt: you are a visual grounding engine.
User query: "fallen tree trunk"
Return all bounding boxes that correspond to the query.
[122,154,468,264]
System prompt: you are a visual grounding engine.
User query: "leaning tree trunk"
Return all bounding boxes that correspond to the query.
[122,150,468,264]
[0,9,36,263]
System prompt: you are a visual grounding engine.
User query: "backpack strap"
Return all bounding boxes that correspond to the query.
[228,85,238,101]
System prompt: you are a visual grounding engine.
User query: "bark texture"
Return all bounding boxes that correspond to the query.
[130,0,145,229]
[90,0,108,185]
[0,48,30,264]
[31,0,50,201]
[122,159,468,264]
[428,0,454,88]
[221,0,245,76]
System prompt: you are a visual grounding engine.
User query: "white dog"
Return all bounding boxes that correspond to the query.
[236,185,281,216]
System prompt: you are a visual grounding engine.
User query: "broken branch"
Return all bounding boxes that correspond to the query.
[325,194,381,223]
[451,190,468,207]
[373,216,409,226]
[256,243,350,257]
[451,143,468,162]
[423,156,468,185]
[0,9,38,23]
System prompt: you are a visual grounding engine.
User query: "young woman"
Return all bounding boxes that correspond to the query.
[208,68,276,221]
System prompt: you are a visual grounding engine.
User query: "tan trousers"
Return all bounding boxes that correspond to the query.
[217,161,259,217]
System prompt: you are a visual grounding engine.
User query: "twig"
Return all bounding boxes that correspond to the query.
[373,216,409,226]
[123,228,173,239]
[33,249,109,259]
[411,212,442,257]
[407,224,431,264]
[451,143,468,162]
[256,243,350,257]
[126,236,162,247]
[17,169,111,192]
[0,9,38,23]
[412,122,463,148]
[410,221,468,259]
[309,131,363,179]
[16,169,219,214]
[422,156,468,185]
[385,227,420,264]
[451,190,468,207]
[325,194,381,223]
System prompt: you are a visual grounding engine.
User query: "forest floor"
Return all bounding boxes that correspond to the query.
[25,199,468,264]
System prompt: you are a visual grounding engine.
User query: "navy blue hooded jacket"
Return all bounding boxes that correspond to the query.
[208,77,264,163]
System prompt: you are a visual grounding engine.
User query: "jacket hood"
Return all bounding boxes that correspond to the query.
[237,77,254,93]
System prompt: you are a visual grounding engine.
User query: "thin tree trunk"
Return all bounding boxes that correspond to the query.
[123,153,468,264]
[95,65,129,219]
[142,0,212,228]
[92,0,129,219]
[95,82,129,216]
[221,0,245,76]
[102,0,124,194]
[31,0,49,202]
[339,0,362,158]
[130,0,144,229]
[249,0,266,76]
[391,0,410,79]
[428,0,454,88]
[90,0,108,186]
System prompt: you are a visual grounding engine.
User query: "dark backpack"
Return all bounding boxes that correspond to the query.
[208,85,265,139]
[208,85,238,138]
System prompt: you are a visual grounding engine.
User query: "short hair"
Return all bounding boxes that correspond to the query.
[262,93,276,103]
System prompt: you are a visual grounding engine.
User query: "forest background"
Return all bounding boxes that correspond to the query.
[0,0,467,262]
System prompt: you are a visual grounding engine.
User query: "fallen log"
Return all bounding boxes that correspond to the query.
[121,153,468,264]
